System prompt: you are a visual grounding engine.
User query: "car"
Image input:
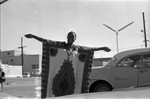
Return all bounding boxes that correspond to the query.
[89,48,150,92]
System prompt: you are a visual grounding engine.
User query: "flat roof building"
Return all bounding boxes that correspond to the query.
[0,50,42,77]
[93,57,111,67]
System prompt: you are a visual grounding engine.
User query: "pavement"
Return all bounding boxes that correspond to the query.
[1,87,149,99]
[55,87,150,99]
[0,92,19,99]
[0,77,41,99]
[0,77,150,99]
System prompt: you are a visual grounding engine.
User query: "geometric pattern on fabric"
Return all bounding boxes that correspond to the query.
[41,42,94,98]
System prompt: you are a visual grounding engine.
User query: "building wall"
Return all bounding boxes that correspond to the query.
[93,57,111,67]
[0,50,41,77]
[5,65,22,77]
[1,50,21,57]
[1,56,21,65]
[0,60,22,77]
[24,55,41,77]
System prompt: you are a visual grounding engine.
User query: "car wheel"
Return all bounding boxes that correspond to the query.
[94,84,111,92]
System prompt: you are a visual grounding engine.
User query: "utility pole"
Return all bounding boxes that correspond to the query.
[103,21,134,53]
[142,12,148,47]
[18,37,26,76]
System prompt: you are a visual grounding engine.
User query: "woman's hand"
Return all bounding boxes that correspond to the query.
[25,34,45,42]
[103,47,111,52]
[25,34,34,38]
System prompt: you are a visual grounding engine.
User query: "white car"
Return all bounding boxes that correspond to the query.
[89,48,150,92]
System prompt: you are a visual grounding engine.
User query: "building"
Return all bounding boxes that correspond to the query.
[0,60,22,77]
[93,57,111,67]
[0,50,42,77]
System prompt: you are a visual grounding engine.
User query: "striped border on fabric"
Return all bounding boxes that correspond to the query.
[78,49,94,93]
[41,42,50,98]
[41,41,65,98]
[41,42,94,98]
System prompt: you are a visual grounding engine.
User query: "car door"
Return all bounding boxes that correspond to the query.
[138,53,150,87]
[113,55,140,88]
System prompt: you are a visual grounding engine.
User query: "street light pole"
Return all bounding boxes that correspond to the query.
[116,31,119,53]
[103,21,134,53]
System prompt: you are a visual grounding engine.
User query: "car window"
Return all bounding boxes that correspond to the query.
[117,55,141,67]
[105,57,117,67]
[142,53,150,68]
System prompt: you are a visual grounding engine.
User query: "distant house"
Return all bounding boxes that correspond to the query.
[93,57,111,67]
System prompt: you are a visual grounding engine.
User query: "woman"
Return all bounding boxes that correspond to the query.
[25,31,111,97]
[25,31,111,53]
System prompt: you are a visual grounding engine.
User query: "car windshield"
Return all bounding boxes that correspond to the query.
[104,57,117,67]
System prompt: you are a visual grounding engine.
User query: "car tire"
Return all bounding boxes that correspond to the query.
[93,83,111,92]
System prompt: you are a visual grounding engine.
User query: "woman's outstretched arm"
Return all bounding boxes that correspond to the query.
[25,34,47,42]
[91,47,111,52]
[77,45,111,52]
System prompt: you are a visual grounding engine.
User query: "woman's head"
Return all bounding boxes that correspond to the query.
[67,31,76,44]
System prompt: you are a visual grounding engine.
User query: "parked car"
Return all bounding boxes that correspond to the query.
[89,48,150,92]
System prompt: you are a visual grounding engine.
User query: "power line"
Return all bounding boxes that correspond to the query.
[77,1,140,36]
[1,8,65,31]
[77,1,120,25]
[1,9,42,24]
[0,0,9,60]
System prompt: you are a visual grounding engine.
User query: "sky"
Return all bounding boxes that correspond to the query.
[1,0,150,58]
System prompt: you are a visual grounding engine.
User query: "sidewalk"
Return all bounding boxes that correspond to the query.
[0,92,40,99]
[0,77,40,99]
[0,92,19,99]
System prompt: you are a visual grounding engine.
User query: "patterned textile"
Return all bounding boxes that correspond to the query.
[41,41,94,98]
